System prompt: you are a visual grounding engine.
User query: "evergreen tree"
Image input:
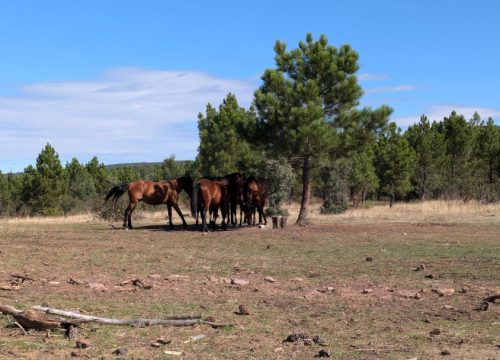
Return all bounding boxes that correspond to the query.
[478,117,500,184]
[254,33,390,225]
[85,156,110,196]
[375,123,417,207]
[197,93,258,176]
[405,115,447,199]
[64,158,96,211]
[20,144,66,215]
[350,147,379,206]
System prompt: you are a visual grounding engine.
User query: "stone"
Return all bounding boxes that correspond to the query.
[318,349,331,357]
[362,288,373,294]
[366,256,373,262]
[231,278,249,286]
[147,274,162,280]
[236,304,250,315]
[75,339,91,349]
[432,288,455,297]
[264,276,277,283]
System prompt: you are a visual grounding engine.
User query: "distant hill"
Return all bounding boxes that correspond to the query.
[105,162,162,170]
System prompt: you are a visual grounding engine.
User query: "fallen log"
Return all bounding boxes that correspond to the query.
[1,304,232,330]
[32,305,231,328]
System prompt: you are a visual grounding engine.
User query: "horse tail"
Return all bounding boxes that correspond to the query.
[191,182,199,218]
[104,184,128,205]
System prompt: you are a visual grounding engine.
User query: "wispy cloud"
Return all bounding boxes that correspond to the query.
[358,73,389,81]
[393,104,500,127]
[365,84,428,95]
[0,67,256,172]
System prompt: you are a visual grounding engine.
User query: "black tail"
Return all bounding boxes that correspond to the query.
[104,184,128,206]
[191,182,199,218]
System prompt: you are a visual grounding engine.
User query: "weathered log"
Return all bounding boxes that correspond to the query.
[0,304,61,330]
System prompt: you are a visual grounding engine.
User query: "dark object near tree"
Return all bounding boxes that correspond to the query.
[191,178,230,232]
[104,176,193,229]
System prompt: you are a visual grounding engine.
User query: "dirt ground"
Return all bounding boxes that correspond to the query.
[0,216,499,359]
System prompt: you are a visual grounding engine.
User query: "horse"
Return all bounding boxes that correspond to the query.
[243,176,268,225]
[191,178,229,232]
[195,173,245,227]
[105,176,193,230]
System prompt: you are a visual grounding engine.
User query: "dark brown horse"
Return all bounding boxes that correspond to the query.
[243,176,268,225]
[191,178,229,232]
[195,173,245,227]
[105,176,193,229]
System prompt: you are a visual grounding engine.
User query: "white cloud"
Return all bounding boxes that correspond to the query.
[365,84,427,95]
[393,104,500,127]
[358,73,388,81]
[0,67,256,172]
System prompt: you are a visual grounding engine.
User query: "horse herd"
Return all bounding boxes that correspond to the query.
[104,173,268,232]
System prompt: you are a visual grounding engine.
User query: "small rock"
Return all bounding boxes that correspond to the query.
[397,290,421,299]
[189,334,206,342]
[157,337,171,345]
[432,288,455,297]
[151,342,162,348]
[326,286,334,291]
[231,278,249,286]
[317,349,331,357]
[236,304,250,315]
[313,335,327,346]
[47,281,60,285]
[284,330,309,343]
[414,264,426,271]
[406,358,418,360]
[430,328,441,336]
[459,285,469,293]
[274,347,284,352]
[366,256,373,262]
[70,351,83,357]
[264,276,277,283]
[402,232,408,236]
[292,277,304,282]
[112,348,128,356]
[163,350,182,356]
[362,288,373,294]
[424,274,434,279]
[266,244,271,249]
[440,349,451,355]
[75,339,91,349]
[475,301,489,311]
[205,316,216,322]
[303,338,314,346]
[443,305,453,310]
[87,282,108,291]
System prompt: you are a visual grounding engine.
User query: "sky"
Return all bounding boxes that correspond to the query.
[1,0,499,172]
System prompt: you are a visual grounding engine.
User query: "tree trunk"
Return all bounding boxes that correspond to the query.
[389,193,395,208]
[296,156,312,226]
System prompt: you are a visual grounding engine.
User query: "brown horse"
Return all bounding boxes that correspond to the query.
[191,178,229,232]
[195,173,245,227]
[243,176,268,225]
[105,176,193,229]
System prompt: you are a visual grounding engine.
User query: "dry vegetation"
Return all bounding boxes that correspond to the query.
[0,201,499,359]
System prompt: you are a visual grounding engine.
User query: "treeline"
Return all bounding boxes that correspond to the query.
[196,94,500,214]
[0,108,498,218]
[0,147,196,216]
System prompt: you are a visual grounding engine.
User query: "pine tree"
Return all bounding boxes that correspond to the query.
[197,93,259,176]
[350,147,379,206]
[405,115,447,199]
[478,117,500,184]
[254,33,390,225]
[375,123,417,207]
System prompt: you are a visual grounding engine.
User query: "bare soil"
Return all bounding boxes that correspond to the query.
[0,219,499,359]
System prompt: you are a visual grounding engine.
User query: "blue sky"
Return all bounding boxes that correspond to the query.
[1,0,499,172]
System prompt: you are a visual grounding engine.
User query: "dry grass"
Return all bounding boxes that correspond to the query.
[287,200,500,225]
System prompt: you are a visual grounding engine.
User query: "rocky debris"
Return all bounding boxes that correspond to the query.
[151,341,162,348]
[70,351,84,357]
[264,276,277,283]
[68,278,85,286]
[303,338,314,346]
[313,335,327,346]
[236,304,250,315]
[440,349,451,356]
[283,330,309,343]
[414,264,426,271]
[459,285,469,293]
[396,290,422,299]
[362,288,373,294]
[186,334,206,343]
[317,349,331,357]
[75,339,91,349]
[112,348,128,356]
[365,256,373,262]
[87,282,107,292]
[429,328,441,336]
[231,278,249,286]
[424,274,434,279]
[432,288,455,297]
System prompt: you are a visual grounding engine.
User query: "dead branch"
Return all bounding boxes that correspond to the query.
[483,294,500,303]
[32,306,231,328]
[10,274,35,283]
[1,304,232,330]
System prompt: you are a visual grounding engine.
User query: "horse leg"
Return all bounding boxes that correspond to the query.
[126,201,138,229]
[211,208,218,232]
[173,203,188,228]
[221,205,227,231]
[167,204,174,229]
[258,205,267,225]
